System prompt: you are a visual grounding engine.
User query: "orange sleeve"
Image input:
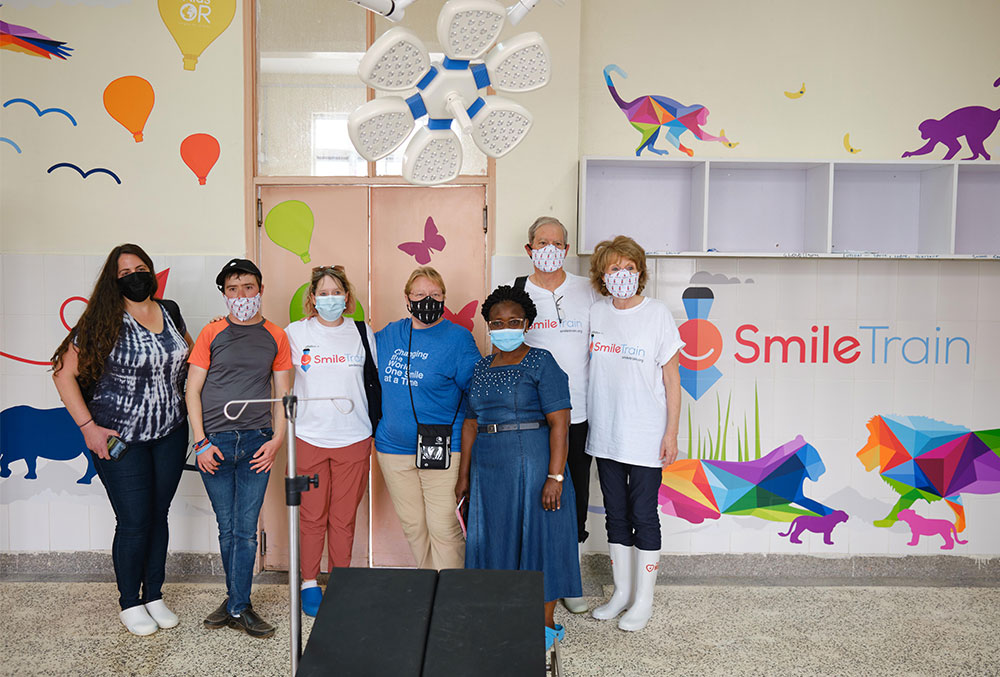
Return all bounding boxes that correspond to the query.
[266,321,293,371]
[188,322,225,369]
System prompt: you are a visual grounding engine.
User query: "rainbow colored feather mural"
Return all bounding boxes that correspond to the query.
[856,415,1000,532]
[659,435,834,523]
[603,64,732,156]
[0,16,72,60]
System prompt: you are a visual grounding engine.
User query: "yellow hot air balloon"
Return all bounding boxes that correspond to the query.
[265,200,314,263]
[158,0,237,72]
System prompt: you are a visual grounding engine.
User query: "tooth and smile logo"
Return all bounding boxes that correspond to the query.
[678,287,723,400]
[300,347,312,373]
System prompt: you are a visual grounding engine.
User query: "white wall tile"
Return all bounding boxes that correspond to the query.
[0,504,9,550]
[847,523,890,554]
[776,259,818,321]
[816,259,859,320]
[9,500,50,551]
[2,254,46,317]
[689,523,731,554]
[936,261,980,322]
[89,501,116,551]
[895,260,939,322]
[736,258,780,322]
[977,261,1000,321]
[3,314,48,375]
[41,255,89,320]
[49,500,91,551]
[1,372,49,411]
[856,260,898,321]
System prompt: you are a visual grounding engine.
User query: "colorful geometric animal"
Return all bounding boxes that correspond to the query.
[856,415,1000,532]
[0,406,96,484]
[901,77,1000,161]
[603,64,730,157]
[0,17,72,60]
[777,510,848,545]
[659,435,833,523]
[896,509,968,550]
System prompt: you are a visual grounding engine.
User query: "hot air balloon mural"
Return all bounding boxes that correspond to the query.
[158,0,237,72]
[264,200,314,264]
[180,133,220,185]
[103,76,154,143]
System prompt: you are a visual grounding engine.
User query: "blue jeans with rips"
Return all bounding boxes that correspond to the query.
[200,427,273,616]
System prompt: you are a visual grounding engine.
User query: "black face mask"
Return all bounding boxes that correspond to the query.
[408,297,445,325]
[117,271,156,302]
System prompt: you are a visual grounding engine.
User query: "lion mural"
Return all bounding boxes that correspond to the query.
[659,435,835,523]
[857,415,1000,532]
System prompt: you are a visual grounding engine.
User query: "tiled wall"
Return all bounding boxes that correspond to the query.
[3,253,999,558]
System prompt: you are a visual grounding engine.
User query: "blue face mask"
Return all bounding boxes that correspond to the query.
[315,295,346,322]
[490,328,526,352]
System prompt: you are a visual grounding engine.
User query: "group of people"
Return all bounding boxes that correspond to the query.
[50,217,683,651]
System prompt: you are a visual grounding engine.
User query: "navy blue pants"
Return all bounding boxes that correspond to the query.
[596,457,662,551]
[92,423,187,610]
[568,421,592,543]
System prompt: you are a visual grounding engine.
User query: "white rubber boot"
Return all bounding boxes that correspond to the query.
[144,599,179,629]
[591,543,633,620]
[562,543,588,613]
[618,548,659,632]
[120,605,159,636]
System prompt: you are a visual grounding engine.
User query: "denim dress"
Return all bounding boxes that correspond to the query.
[464,348,582,603]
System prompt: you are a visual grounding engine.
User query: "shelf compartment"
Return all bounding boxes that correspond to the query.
[579,158,705,254]
[705,162,830,254]
[955,165,1000,255]
[831,163,955,255]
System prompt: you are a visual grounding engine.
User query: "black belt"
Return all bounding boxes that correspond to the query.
[478,420,548,434]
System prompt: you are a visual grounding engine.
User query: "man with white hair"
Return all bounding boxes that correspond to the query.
[509,216,597,614]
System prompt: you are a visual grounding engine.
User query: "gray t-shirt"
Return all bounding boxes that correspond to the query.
[188,317,292,433]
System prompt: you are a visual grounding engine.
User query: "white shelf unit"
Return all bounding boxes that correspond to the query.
[578,157,1000,258]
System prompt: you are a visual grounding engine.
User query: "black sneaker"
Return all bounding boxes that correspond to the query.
[204,598,230,629]
[227,605,275,639]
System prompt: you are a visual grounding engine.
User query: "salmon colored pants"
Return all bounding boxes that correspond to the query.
[296,437,371,578]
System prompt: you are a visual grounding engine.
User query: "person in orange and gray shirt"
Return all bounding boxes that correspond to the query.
[185,258,293,639]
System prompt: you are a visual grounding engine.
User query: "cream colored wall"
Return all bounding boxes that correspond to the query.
[493,0,1000,256]
[0,0,245,255]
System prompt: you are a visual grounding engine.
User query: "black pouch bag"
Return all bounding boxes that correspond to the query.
[407,323,463,470]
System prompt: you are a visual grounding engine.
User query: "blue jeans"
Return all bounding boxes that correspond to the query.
[92,423,187,610]
[596,457,663,551]
[200,427,273,616]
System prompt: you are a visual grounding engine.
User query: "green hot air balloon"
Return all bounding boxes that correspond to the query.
[289,283,366,323]
[265,200,314,263]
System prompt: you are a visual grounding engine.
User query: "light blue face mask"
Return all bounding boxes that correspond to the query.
[490,328,526,352]
[315,294,346,322]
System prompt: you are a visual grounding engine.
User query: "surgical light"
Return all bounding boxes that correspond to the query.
[345,0,415,22]
[348,0,552,185]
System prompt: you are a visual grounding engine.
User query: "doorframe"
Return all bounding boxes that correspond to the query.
[242,0,496,264]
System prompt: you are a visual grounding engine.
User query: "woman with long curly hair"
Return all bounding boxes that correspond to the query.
[52,243,193,636]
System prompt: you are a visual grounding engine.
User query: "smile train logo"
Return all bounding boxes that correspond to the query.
[300,348,312,373]
[678,287,722,400]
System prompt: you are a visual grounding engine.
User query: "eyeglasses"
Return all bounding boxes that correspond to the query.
[409,292,444,302]
[553,294,564,325]
[488,318,526,331]
[312,265,344,274]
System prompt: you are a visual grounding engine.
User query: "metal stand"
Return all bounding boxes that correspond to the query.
[225,394,351,677]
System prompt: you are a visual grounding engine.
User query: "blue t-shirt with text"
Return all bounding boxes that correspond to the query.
[374,318,481,455]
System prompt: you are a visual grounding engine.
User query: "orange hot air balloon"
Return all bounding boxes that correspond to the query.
[103,76,154,142]
[180,133,220,185]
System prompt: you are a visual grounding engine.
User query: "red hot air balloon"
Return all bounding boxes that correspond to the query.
[180,133,220,185]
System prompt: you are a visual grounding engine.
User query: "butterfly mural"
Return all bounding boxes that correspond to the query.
[398,216,446,265]
[444,300,477,333]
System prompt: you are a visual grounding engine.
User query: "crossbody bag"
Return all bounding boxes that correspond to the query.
[407,323,463,470]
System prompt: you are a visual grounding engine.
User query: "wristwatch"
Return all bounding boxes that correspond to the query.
[546,474,564,482]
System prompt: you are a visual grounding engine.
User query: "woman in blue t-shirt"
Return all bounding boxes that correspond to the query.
[52,244,192,637]
[374,266,481,571]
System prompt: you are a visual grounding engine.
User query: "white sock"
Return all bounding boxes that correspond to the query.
[301,579,318,590]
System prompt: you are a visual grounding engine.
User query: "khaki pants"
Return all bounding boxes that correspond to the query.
[377,451,465,570]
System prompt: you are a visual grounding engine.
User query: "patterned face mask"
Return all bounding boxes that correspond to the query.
[408,296,445,325]
[530,244,566,273]
[603,269,640,299]
[226,293,261,322]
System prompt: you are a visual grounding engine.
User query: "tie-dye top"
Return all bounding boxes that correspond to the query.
[88,303,190,443]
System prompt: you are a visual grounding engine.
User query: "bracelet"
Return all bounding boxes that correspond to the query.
[192,438,210,455]
[78,418,93,428]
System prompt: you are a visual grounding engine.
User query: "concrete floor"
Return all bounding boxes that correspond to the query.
[1,579,997,676]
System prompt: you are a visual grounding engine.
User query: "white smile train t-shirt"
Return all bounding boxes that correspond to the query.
[586,296,683,468]
[286,316,376,448]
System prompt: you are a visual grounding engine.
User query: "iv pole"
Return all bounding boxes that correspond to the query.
[224,394,354,676]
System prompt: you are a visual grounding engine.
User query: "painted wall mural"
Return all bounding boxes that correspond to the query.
[0,14,72,60]
[901,76,1000,161]
[103,76,155,143]
[603,64,732,157]
[0,406,96,484]
[157,0,237,72]
[265,200,315,264]
[398,216,446,265]
[180,133,220,185]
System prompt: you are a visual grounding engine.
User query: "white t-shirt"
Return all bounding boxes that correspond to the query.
[507,272,597,424]
[586,296,683,468]
[285,316,376,448]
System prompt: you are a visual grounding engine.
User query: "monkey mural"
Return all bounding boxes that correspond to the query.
[901,77,1000,161]
[603,64,730,157]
